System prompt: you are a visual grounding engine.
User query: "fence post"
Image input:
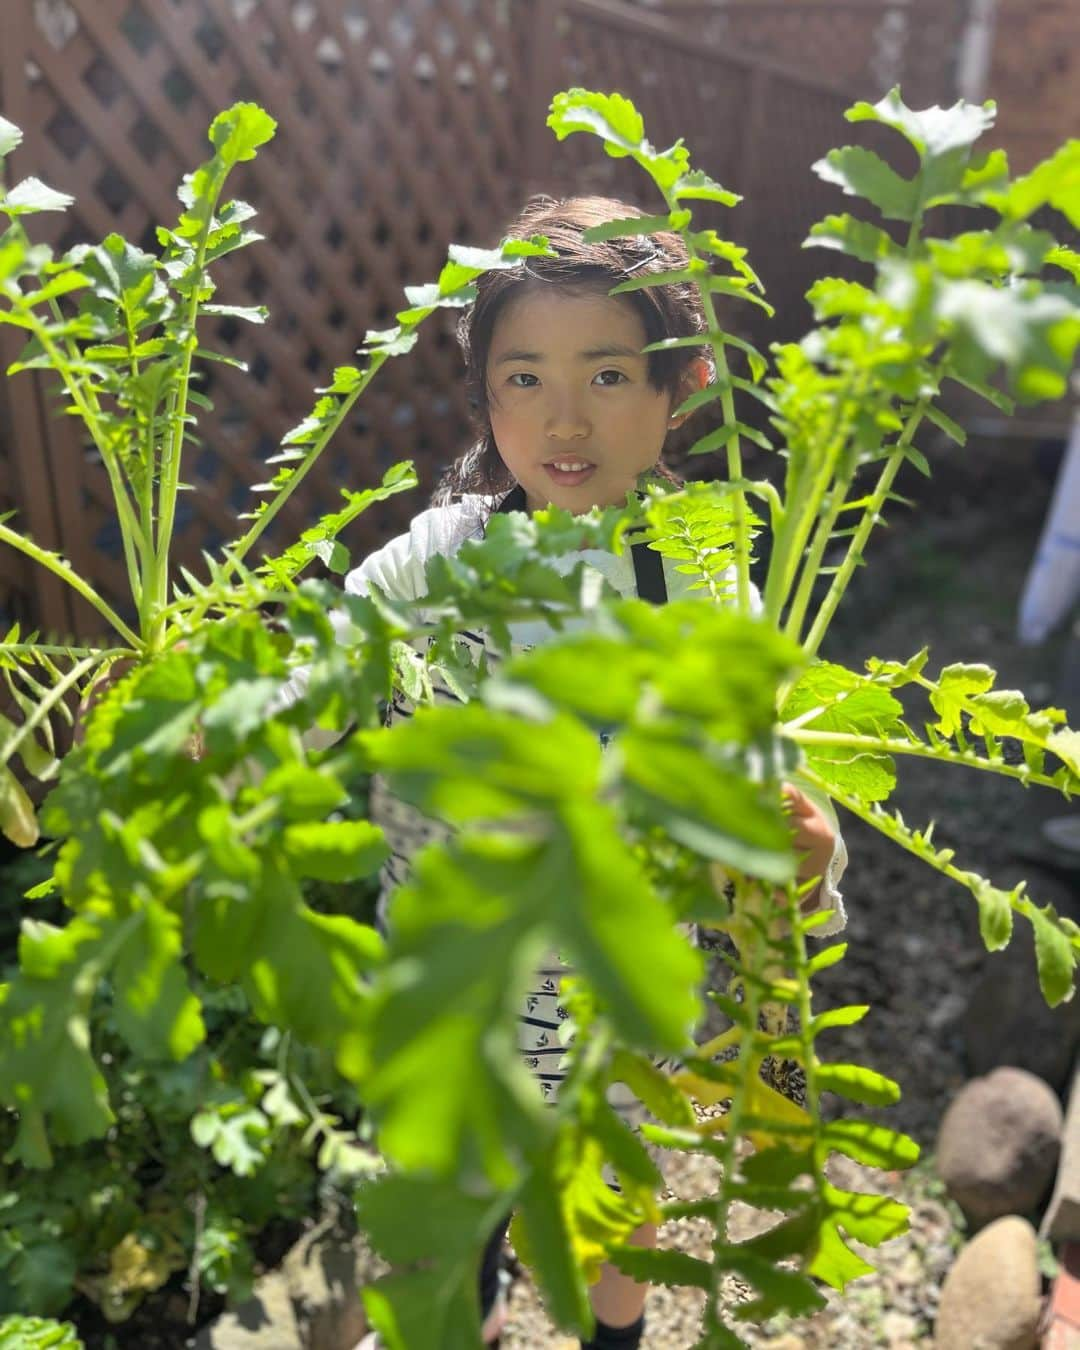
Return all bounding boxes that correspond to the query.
[0,0,75,636]
[734,63,770,246]
[522,0,565,195]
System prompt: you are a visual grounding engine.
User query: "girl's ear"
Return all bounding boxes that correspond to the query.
[667,357,711,430]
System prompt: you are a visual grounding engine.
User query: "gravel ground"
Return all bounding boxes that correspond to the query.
[498,430,1078,1348]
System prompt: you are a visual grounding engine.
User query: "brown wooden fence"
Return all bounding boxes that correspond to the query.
[644,0,969,109]
[0,0,968,639]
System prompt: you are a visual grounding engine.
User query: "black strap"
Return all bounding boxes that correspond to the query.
[628,535,667,605]
[495,484,528,513]
[494,487,667,605]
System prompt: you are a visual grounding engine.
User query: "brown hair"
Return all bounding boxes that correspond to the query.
[431,194,713,508]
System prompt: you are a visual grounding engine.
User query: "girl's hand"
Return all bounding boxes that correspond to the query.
[782,783,836,912]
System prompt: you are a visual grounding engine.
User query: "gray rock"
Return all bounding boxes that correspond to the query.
[934,1215,1042,1350]
[195,1208,388,1350]
[936,1065,1062,1224]
[193,1272,301,1349]
[1043,1057,1080,1241]
[281,1220,374,1350]
[962,930,1080,1092]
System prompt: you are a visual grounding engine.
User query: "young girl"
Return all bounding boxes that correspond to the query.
[325,194,848,1349]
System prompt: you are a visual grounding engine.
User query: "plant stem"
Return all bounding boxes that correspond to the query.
[675,220,752,614]
[704,877,771,1335]
[800,398,928,662]
[9,219,149,609]
[782,463,858,644]
[1,642,124,658]
[30,320,149,607]
[786,882,830,1263]
[151,185,233,649]
[762,362,866,631]
[0,651,101,765]
[226,359,386,577]
[788,727,1072,790]
[45,285,148,611]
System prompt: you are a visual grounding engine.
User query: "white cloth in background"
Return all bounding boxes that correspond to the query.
[1018,412,1080,645]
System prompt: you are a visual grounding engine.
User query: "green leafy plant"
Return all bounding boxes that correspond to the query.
[0,103,549,847]
[0,85,1078,1348]
[0,1317,82,1349]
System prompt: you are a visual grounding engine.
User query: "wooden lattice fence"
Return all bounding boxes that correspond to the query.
[1,0,530,636]
[0,0,982,639]
[653,0,969,109]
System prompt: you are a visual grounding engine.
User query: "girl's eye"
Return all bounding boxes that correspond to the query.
[594,369,627,387]
[508,372,539,388]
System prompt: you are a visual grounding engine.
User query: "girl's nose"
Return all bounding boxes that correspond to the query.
[545,396,590,440]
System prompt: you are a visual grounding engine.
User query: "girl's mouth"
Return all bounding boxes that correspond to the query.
[543,459,597,487]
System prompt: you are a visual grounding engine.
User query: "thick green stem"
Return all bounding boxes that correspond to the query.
[151,183,234,648]
[801,398,928,661]
[786,884,831,1267]
[673,217,752,614]
[762,365,865,629]
[703,878,771,1335]
[801,764,1064,942]
[227,359,385,576]
[175,359,387,635]
[788,727,1070,792]
[782,463,858,644]
[702,317,752,615]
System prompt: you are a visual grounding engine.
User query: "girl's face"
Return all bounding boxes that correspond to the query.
[485,287,705,513]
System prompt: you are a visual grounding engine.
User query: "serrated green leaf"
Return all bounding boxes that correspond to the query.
[202,302,268,323]
[674,170,741,206]
[361,326,419,357]
[991,139,1080,227]
[782,662,904,802]
[1,763,40,846]
[112,902,205,1060]
[810,1004,870,1035]
[720,1246,827,1317]
[208,102,277,166]
[583,213,689,243]
[608,1245,713,1289]
[848,87,999,211]
[821,1118,919,1169]
[816,1063,900,1107]
[610,1048,695,1127]
[813,147,919,222]
[1026,901,1076,1007]
[282,819,389,882]
[930,662,995,735]
[548,88,645,155]
[3,177,75,216]
[805,213,900,264]
[971,876,1015,950]
[0,117,23,159]
[807,943,847,976]
[923,403,966,445]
